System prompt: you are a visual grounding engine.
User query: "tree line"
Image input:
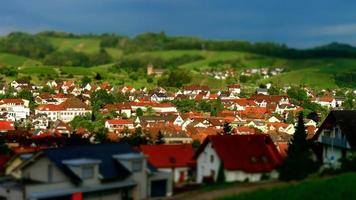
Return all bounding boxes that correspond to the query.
[3,31,356,65]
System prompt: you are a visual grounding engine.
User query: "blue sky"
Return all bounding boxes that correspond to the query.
[1,0,356,48]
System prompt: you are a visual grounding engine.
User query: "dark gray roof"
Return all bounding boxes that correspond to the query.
[43,142,137,183]
[316,110,356,148]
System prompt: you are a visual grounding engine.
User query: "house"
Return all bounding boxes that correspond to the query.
[147,64,165,77]
[256,88,268,95]
[194,134,282,183]
[35,97,92,122]
[120,86,136,94]
[183,85,210,95]
[105,119,135,131]
[227,84,241,94]
[152,103,178,113]
[10,80,29,89]
[0,99,30,121]
[32,113,50,130]
[150,93,171,102]
[313,110,356,166]
[313,96,337,108]
[140,144,194,183]
[0,143,172,200]
[103,103,132,118]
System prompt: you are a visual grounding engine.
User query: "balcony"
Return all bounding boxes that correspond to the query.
[321,136,348,148]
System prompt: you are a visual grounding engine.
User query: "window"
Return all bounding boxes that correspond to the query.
[210,155,214,163]
[132,160,142,172]
[82,166,94,179]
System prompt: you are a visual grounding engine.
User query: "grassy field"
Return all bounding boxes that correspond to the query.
[0,53,39,66]
[1,35,356,89]
[218,173,356,200]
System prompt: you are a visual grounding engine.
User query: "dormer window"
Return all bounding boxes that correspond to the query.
[62,158,101,180]
[132,160,142,172]
[82,166,94,179]
[113,153,146,173]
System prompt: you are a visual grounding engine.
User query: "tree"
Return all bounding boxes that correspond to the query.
[17,89,33,100]
[287,87,308,102]
[210,98,223,116]
[269,86,280,95]
[136,108,143,117]
[239,75,248,83]
[91,89,115,112]
[285,111,295,124]
[217,162,225,183]
[155,131,165,144]
[95,73,102,80]
[192,140,201,148]
[94,128,109,143]
[145,106,155,116]
[81,76,91,85]
[278,112,319,181]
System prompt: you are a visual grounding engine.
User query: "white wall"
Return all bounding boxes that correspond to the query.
[196,142,221,183]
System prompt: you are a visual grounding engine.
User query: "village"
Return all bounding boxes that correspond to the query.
[0,77,354,200]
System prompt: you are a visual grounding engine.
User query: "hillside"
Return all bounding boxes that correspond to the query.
[1,32,356,90]
[219,173,356,200]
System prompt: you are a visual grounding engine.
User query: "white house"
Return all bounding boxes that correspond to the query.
[152,103,177,113]
[35,97,91,122]
[227,84,241,94]
[105,119,135,131]
[313,96,337,108]
[314,111,356,166]
[0,99,30,121]
[194,135,282,183]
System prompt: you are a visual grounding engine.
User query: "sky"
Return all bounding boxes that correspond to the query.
[1,0,356,48]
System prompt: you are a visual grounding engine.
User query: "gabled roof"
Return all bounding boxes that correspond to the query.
[0,98,24,105]
[42,143,135,182]
[194,135,282,172]
[107,119,134,125]
[139,144,194,168]
[36,97,90,111]
[314,110,356,148]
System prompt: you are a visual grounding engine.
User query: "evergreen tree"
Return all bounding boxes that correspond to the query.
[278,112,319,181]
[217,162,225,183]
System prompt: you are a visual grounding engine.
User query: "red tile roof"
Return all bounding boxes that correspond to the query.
[194,134,282,172]
[0,98,24,105]
[140,144,194,168]
[227,84,241,88]
[0,121,15,131]
[36,97,89,111]
[107,119,134,125]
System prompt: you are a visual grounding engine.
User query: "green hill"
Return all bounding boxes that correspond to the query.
[1,32,356,89]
